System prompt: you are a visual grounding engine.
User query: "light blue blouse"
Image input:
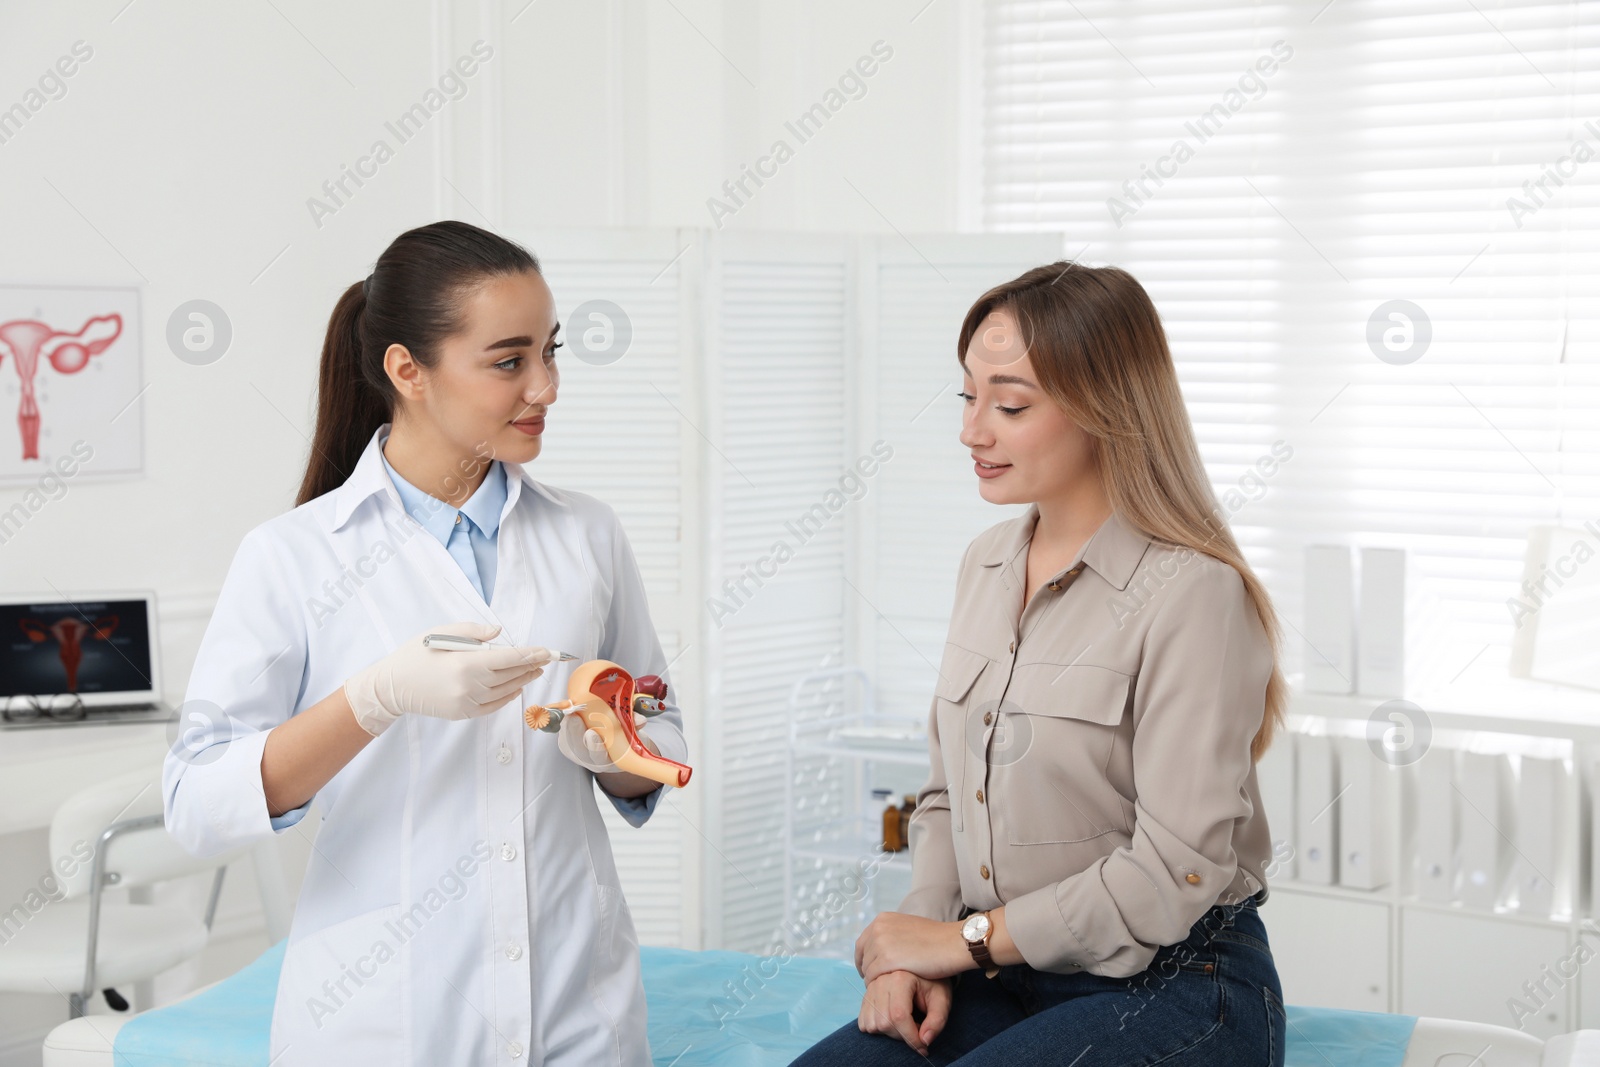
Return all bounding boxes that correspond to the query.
[375,431,665,827]
[379,436,507,603]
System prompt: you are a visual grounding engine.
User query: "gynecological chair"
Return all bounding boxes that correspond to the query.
[0,767,245,1020]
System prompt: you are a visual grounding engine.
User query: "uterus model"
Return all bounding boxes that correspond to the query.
[524,661,693,788]
[0,313,123,461]
[19,614,120,692]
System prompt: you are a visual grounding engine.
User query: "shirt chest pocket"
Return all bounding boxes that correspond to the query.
[932,643,992,833]
[991,662,1133,846]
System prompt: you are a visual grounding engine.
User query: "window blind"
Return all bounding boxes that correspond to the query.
[980,0,1599,699]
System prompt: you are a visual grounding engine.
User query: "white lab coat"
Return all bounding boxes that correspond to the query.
[163,425,686,1066]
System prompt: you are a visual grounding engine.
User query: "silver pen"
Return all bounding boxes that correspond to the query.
[422,633,579,661]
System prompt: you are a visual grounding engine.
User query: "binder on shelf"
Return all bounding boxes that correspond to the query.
[1335,735,1392,891]
[1513,754,1562,918]
[1256,733,1296,882]
[1295,733,1338,885]
[1454,750,1507,910]
[1304,546,1356,694]
[1358,547,1406,698]
[1590,753,1600,921]
[1411,747,1455,904]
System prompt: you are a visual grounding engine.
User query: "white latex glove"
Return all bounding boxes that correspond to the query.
[345,621,551,737]
[557,708,649,774]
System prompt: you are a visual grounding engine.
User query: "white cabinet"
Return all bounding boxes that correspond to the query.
[1263,889,1389,1013]
[1271,691,1600,1032]
[1400,909,1571,1040]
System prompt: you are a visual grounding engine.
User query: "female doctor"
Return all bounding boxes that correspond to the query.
[162,220,686,1065]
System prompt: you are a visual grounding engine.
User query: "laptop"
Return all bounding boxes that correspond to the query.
[0,592,175,729]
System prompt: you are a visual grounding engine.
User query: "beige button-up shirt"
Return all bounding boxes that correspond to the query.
[898,504,1274,978]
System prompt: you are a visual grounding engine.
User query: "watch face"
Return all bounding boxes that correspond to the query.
[962,913,990,941]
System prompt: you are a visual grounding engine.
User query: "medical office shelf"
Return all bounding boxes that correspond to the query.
[782,667,929,960]
[1265,684,1600,1040]
[789,741,930,767]
[789,819,915,871]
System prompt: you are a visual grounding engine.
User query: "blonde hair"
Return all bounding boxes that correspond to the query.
[957,261,1285,761]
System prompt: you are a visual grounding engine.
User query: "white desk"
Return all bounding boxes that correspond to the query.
[0,722,171,837]
[0,721,294,941]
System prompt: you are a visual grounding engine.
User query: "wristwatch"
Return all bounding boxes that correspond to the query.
[961,910,1000,979]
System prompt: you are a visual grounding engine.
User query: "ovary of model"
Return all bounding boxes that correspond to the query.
[18,614,119,692]
[524,661,693,788]
[0,313,123,460]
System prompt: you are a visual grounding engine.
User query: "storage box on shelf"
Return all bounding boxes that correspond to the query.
[1262,685,1600,1040]
[782,667,929,960]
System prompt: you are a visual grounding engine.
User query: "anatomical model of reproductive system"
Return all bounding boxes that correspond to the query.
[0,313,123,460]
[19,613,119,692]
[524,661,693,788]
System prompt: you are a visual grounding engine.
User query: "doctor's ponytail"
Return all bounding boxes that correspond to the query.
[296,221,541,506]
[297,281,387,505]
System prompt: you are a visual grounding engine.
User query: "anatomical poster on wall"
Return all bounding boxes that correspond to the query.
[0,285,142,485]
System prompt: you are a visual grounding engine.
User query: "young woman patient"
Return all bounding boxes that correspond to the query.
[793,262,1289,1067]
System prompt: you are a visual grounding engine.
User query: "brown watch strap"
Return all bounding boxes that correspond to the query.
[966,919,1000,978]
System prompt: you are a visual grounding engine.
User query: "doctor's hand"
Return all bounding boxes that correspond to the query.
[858,970,952,1058]
[345,622,551,738]
[557,712,618,773]
[556,709,655,774]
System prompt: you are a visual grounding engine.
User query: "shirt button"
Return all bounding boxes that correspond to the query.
[976,789,985,803]
[500,842,517,861]
[980,865,990,880]
[455,513,463,525]
[496,743,512,765]
[1186,873,1202,884]
[508,1041,524,1058]
[1048,581,1060,591]
[1008,641,1015,654]
[506,943,523,961]
[983,711,993,726]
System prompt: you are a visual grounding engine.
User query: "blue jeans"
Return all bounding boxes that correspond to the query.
[790,896,1286,1067]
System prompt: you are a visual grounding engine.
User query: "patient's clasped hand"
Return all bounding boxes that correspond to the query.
[525,660,694,788]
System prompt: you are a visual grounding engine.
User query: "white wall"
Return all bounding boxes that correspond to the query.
[0,0,964,604]
[0,1,967,1059]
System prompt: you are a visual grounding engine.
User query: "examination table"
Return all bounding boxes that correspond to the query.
[40,940,1600,1066]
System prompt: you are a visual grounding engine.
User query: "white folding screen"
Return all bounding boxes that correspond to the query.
[857,234,1065,725]
[701,233,855,952]
[704,232,1073,952]
[979,1,1600,696]
[511,228,703,949]
[518,228,1066,951]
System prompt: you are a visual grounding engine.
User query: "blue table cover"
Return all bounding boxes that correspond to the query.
[115,940,1415,1066]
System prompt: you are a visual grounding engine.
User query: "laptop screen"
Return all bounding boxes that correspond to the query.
[0,599,155,699]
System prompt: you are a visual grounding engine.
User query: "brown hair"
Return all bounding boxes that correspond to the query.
[957,261,1285,761]
[295,220,541,507]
